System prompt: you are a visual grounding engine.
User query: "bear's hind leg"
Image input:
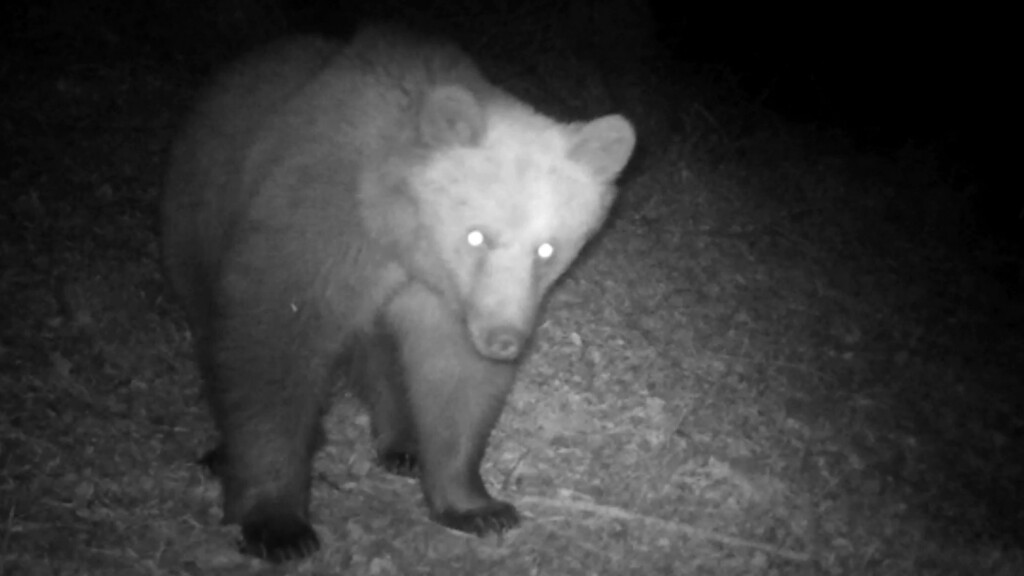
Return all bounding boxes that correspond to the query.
[350,326,419,478]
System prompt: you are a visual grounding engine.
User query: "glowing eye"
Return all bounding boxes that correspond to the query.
[467,230,486,248]
[537,243,554,259]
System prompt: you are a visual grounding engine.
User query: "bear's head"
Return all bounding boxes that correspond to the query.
[408,86,635,362]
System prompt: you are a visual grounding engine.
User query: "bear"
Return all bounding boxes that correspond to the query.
[160,24,635,563]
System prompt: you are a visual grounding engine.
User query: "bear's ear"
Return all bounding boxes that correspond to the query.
[568,115,636,181]
[419,86,485,148]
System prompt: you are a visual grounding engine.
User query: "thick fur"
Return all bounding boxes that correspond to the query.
[161,25,635,563]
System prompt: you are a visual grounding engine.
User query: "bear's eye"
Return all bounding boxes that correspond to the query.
[536,242,555,260]
[466,229,487,248]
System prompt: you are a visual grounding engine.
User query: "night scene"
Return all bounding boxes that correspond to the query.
[0,1,1019,574]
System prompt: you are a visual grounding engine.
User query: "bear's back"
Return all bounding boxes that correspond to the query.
[161,37,339,317]
[165,25,502,240]
[160,26,508,332]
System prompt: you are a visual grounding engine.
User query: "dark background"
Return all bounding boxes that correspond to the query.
[657,6,1009,238]
[4,1,1013,251]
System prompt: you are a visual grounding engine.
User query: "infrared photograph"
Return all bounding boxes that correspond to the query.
[0,1,1019,574]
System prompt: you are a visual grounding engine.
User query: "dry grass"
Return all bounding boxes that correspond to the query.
[2,15,1022,576]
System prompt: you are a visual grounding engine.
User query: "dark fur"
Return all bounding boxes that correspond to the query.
[162,25,633,563]
[162,30,521,563]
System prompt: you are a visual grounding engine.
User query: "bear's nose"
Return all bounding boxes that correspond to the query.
[484,328,525,361]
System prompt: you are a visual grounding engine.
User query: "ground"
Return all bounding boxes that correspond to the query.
[2,19,1023,576]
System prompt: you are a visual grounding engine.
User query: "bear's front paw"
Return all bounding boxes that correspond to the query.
[432,500,520,536]
[240,509,320,563]
[378,450,420,478]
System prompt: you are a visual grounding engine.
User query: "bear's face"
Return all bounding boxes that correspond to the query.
[409,88,635,362]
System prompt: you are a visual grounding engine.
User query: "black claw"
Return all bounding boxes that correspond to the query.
[433,501,520,536]
[240,509,320,563]
[378,450,420,478]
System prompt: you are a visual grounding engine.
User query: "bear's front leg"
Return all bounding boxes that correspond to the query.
[385,284,521,536]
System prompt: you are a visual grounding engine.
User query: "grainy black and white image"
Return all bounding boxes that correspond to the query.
[1,1,1018,574]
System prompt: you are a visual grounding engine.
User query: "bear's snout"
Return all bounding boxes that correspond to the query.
[480,327,527,361]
